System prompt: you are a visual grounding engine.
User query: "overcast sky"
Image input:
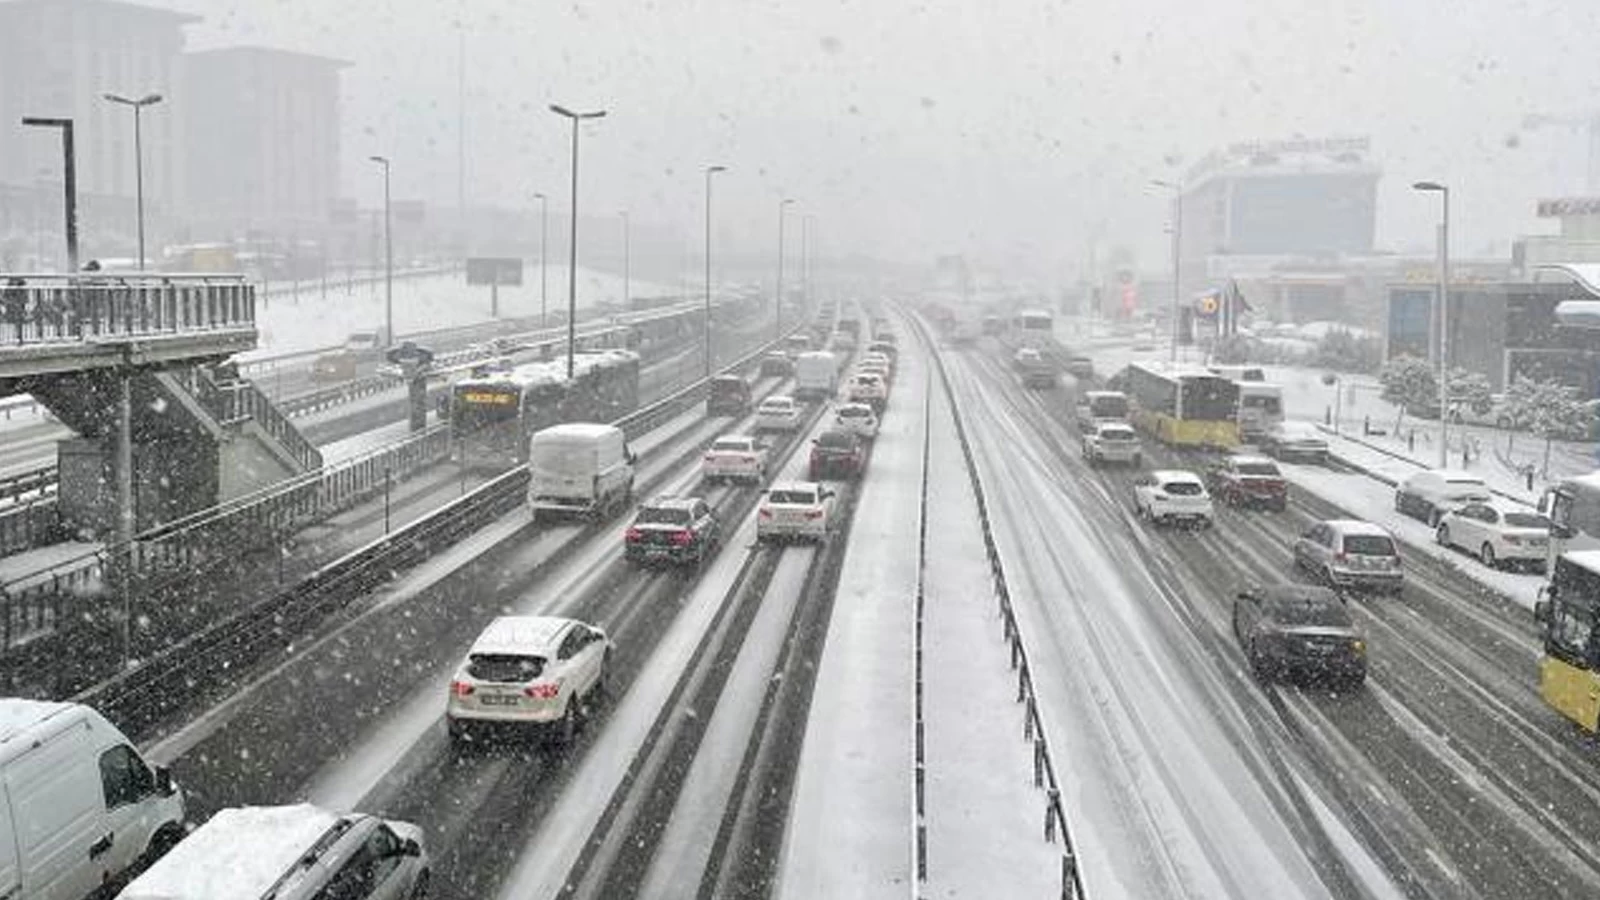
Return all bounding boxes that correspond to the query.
[158,0,1600,277]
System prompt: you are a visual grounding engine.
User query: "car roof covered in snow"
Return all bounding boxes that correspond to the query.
[119,805,349,900]
[469,616,577,656]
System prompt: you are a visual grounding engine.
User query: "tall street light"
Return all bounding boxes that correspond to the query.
[102,93,162,270]
[1414,180,1452,468]
[620,210,630,308]
[775,197,794,340]
[1150,178,1184,363]
[551,104,607,379]
[534,191,549,329]
[368,155,393,346]
[20,117,78,272]
[704,165,728,378]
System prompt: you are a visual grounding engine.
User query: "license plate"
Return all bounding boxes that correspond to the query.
[480,694,520,707]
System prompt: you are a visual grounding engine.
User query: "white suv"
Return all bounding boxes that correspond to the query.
[447,616,611,744]
[1133,470,1214,527]
[1083,421,1142,467]
[1394,469,1492,526]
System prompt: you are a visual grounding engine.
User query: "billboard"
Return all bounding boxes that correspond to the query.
[1226,173,1377,256]
[466,257,524,286]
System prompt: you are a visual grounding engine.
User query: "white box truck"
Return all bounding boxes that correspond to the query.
[528,423,636,519]
[0,699,185,900]
[794,351,839,402]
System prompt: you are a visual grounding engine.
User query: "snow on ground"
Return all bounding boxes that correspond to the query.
[921,378,1059,898]
[316,415,437,466]
[246,265,676,360]
[774,343,927,900]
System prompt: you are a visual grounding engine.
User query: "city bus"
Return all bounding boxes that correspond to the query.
[1542,473,1600,561]
[1122,362,1241,448]
[450,349,641,469]
[1534,552,1600,732]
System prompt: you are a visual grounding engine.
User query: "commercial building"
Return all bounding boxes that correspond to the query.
[183,47,347,241]
[0,0,196,263]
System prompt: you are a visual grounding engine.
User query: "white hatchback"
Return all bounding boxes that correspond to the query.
[755,395,804,432]
[447,616,611,744]
[757,481,836,543]
[833,402,881,439]
[1133,470,1214,527]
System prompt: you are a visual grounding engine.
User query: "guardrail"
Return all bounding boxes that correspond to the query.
[913,309,1087,900]
[0,466,55,507]
[0,273,254,346]
[68,323,798,730]
[0,497,60,557]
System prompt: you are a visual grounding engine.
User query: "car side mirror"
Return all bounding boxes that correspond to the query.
[401,838,423,858]
[151,765,175,797]
[1533,599,1551,626]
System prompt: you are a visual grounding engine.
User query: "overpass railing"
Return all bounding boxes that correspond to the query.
[0,273,255,346]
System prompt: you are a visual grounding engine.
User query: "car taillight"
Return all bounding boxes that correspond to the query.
[1334,552,1347,563]
[451,681,475,697]
[804,509,824,519]
[670,529,695,546]
[625,527,643,543]
[524,683,561,699]
[1504,535,1522,545]
[759,508,773,518]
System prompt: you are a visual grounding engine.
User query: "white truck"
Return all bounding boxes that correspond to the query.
[0,699,186,900]
[528,423,636,519]
[794,351,839,402]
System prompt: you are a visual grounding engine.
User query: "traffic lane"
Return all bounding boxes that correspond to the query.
[941,351,1349,899]
[1051,389,1600,899]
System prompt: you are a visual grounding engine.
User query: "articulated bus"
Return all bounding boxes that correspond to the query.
[1536,474,1600,731]
[1122,362,1241,448]
[450,350,641,469]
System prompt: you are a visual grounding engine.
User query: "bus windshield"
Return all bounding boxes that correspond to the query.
[1088,395,1129,418]
[454,387,521,431]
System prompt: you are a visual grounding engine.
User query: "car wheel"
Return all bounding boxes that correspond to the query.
[1480,543,1498,569]
[408,870,430,899]
[1394,492,1407,514]
[552,699,579,745]
[1427,505,1441,528]
[1436,523,1451,547]
[1247,640,1270,681]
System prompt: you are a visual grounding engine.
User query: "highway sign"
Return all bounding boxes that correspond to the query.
[467,257,524,286]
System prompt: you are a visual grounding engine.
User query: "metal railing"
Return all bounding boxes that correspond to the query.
[0,497,60,557]
[187,367,323,471]
[0,466,56,507]
[912,308,1087,900]
[0,273,254,346]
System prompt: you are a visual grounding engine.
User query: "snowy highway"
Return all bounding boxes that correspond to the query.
[55,307,1600,899]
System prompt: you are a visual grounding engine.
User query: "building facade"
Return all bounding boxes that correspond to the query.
[183,47,346,241]
[0,0,196,265]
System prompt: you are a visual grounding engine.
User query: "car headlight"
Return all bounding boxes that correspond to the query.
[1351,639,1366,655]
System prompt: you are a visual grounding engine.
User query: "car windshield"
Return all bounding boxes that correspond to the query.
[838,407,870,419]
[1344,534,1396,556]
[467,654,546,683]
[636,506,691,525]
[1163,481,1204,496]
[1264,593,1351,628]
[1237,462,1281,477]
[817,432,856,449]
[712,438,752,452]
[1100,428,1136,441]
[768,490,818,505]
[760,400,791,411]
[1504,512,1552,530]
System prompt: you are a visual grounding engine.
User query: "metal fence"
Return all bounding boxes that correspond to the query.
[0,273,254,346]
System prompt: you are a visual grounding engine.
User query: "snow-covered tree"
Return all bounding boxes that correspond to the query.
[1379,355,1436,432]
[1448,369,1495,418]
[1502,375,1593,473]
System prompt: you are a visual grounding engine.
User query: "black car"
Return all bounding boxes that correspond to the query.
[624,497,720,565]
[707,374,753,416]
[808,429,866,480]
[1232,583,1367,687]
[759,352,794,377]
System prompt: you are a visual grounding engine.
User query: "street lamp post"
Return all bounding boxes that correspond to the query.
[102,93,162,270]
[776,197,794,341]
[369,156,393,347]
[620,210,630,308]
[1150,178,1183,363]
[20,117,77,272]
[1414,180,1452,468]
[550,104,607,379]
[704,165,727,379]
[534,192,549,328]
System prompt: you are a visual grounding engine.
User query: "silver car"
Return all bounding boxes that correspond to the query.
[1293,519,1404,594]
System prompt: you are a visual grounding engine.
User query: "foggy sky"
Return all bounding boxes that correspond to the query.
[156,0,1600,278]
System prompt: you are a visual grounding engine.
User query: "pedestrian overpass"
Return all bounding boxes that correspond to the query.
[0,273,319,537]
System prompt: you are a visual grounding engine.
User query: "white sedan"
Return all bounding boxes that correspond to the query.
[702,434,768,484]
[833,402,880,439]
[1132,470,1214,527]
[757,481,836,542]
[1435,501,1551,571]
[755,395,804,432]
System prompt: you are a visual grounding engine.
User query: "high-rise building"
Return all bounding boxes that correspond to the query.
[0,0,196,264]
[183,47,346,240]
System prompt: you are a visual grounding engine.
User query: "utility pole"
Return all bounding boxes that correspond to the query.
[704,165,728,378]
[550,104,607,379]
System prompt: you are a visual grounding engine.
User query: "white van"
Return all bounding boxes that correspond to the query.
[794,351,839,402]
[0,699,184,900]
[528,423,636,519]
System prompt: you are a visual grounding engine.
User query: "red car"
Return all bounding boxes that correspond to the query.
[808,429,865,480]
[1208,455,1289,511]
